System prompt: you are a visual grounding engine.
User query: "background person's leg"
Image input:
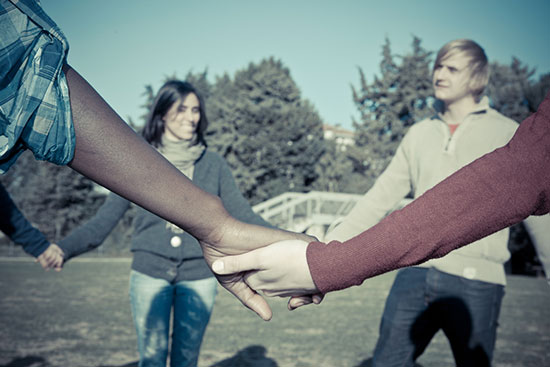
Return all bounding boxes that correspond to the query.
[170,277,218,367]
[524,215,550,284]
[440,274,504,367]
[372,268,438,367]
[129,270,174,367]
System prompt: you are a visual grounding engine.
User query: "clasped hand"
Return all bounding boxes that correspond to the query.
[36,243,64,271]
[211,239,323,311]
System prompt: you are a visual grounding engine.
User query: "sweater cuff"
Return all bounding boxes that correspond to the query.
[57,237,81,260]
[306,240,366,294]
[23,238,51,258]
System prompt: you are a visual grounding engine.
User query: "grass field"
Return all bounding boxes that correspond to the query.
[0,258,549,367]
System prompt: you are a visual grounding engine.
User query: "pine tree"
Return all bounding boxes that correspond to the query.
[525,72,550,112]
[206,58,325,204]
[486,58,534,122]
[184,70,212,101]
[312,140,354,193]
[352,37,433,188]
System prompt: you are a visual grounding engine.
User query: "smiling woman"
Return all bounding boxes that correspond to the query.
[142,81,209,148]
[57,80,275,367]
[163,93,201,141]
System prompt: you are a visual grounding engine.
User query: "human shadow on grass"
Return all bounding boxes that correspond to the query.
[210,345,277,367]
[410,297,490,367]
[354,358,424,367]
[355,296,489,367]
[0,356,49,367]
[97,361,138,367]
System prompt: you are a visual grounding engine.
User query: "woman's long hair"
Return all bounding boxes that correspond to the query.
[141,80,209,148]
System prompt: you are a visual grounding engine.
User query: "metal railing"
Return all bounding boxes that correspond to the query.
[253,190,363,238]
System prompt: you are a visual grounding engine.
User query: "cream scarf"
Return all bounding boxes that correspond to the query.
[157,136,205,179]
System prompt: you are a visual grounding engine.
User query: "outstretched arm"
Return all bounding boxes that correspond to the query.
[57,192,130,260]
[62,65,312,320]
[0,183,64,270]
[0,183,48,256]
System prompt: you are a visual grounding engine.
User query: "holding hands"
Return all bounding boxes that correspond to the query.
[36,243,65,271]
[211,239,323,311]
[198,214,317,320]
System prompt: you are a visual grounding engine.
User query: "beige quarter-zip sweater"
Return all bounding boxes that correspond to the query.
[326,97,518,286]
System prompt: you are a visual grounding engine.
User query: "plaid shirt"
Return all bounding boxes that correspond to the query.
[0,0,74,173]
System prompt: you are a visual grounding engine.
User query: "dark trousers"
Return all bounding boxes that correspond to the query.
[372,267,504,367]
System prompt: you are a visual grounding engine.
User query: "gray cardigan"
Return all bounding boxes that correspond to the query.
[58,150,271,282]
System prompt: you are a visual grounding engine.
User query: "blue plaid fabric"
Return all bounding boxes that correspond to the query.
[0,0,74,173]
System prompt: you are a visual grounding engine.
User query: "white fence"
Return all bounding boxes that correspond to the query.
[253,190,363,239]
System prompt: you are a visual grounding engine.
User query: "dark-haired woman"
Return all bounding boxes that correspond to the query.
[58,80,271,367]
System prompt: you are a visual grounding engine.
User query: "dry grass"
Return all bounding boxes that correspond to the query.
[0,259,549,367]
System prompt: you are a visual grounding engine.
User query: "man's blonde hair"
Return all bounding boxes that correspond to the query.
[433,39,489,99]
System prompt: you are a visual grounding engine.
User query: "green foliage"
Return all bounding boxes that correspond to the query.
[350,37,434,189]
[184,69,212,101]
[526,72,550,111]
[204,58,325,204]
[486,58,534,122]
[312,140,356,193]
[138,84,155,126]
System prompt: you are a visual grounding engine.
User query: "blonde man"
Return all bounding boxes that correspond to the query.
[325,39,517,366]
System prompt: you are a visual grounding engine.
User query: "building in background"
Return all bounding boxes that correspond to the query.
[322,124,355,149]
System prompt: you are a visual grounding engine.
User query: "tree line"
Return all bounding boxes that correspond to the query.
[2,37,548,274]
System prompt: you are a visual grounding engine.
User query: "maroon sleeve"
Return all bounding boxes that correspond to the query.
[307,93,550,294]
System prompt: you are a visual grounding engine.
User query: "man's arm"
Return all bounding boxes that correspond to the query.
[326,132,414,242]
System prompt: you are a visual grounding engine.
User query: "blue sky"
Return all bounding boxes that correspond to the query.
[43,0,550,130]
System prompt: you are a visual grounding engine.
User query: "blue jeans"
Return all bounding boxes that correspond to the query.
[372,267,504,367]
[129,270,218,367]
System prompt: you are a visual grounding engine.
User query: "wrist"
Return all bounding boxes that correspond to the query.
[194,196,232,245]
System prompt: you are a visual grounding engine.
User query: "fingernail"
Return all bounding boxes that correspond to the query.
[212,260,224,273]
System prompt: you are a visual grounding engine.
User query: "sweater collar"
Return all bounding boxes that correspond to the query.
[431,96,491,122]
